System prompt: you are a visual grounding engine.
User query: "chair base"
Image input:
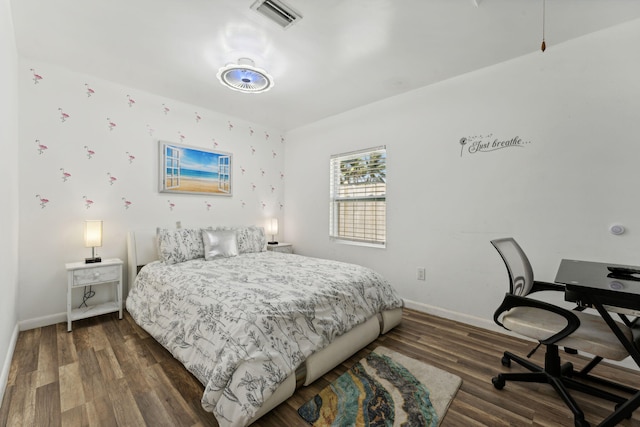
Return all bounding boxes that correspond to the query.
[492,346,635,427]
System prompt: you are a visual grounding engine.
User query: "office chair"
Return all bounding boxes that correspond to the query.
[490,237,635,427]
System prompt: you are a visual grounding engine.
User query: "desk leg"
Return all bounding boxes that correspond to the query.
[593,303,640,426]
[599,392,640,427]
[594,303,640,366]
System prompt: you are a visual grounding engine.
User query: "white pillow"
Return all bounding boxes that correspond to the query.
[202,229,239,260]
[213,226,267,253]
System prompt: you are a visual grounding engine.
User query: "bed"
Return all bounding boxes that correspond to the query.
[125,226,404,427]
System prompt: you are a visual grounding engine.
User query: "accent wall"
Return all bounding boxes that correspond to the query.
[18,59,286,326]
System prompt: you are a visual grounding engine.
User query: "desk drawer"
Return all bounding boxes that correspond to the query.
[73,265,120,286]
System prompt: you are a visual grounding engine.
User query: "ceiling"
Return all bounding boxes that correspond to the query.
[10,0,640,131]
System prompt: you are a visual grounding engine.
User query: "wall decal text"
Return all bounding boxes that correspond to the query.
[459,134,532,157]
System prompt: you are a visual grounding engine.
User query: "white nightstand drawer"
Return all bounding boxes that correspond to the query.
[72,265,120,286]
[267,243,293,254]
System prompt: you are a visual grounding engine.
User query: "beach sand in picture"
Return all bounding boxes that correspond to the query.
[169,178,229,194]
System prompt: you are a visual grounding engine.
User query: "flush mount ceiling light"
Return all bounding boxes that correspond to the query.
[216,58,274,94]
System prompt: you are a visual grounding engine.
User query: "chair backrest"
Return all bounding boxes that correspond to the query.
[491,237,534,297]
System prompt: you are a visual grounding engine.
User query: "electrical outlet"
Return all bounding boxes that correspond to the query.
[417,267,426,281]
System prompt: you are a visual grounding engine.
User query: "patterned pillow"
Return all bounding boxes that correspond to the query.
[202,229,239,260]
[156,228,204,265]
[235,226,267,253]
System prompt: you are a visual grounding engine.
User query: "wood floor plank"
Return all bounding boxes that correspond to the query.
[3,309,640,426]
[4,370,37,427]
[0,385,11,425]
[70,320,98,354]
[94,347,124,382]
[59,362,86,413]
[60,404,90,427]
[85,396,118,427]
[161,358,215,425]
[13,328,40,377]
[105,377,147,426]
[144,363,200,427]
[34,381,61,427]
[77,349,109,403]
[56,322,78,367]
[123,332,157,369]
[36,324,59,388]
[131,389,175,427]
[102,329,138,375]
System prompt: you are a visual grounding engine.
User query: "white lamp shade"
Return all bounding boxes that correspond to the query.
[84,220,103,247]
[267,218,278,236]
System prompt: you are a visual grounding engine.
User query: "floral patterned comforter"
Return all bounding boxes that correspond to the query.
[126,251,403,427]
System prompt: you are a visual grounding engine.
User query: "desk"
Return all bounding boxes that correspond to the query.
[556,259,640,426]
[556,259,640,315]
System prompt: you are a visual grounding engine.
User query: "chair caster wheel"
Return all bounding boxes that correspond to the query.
[492,375,505,390]
[614,403,632,419]
[501,356,511,367]
[561,362,574,376]
[574,418,590,427]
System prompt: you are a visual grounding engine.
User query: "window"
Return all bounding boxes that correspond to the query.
[329,146,386,247]
[164,145,181,189]
[218,155,231,193]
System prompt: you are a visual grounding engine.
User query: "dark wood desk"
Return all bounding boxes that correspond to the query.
[556,259,640,426]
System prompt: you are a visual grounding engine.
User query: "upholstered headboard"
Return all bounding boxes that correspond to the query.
[127,225,268,287]
[126,230,159,287]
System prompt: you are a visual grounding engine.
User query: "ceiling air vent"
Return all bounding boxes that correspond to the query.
[251,0,302,29]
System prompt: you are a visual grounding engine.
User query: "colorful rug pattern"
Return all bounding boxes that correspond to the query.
[298,346,462,426]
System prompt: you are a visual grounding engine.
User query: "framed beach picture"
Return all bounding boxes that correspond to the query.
[158,141,232,196]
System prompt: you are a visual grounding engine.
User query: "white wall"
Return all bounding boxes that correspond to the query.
[18,59,286,326]
[284,19,640,328]
[0,0,20,405]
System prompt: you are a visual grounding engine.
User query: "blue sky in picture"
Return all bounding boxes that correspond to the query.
[171,145,222,179]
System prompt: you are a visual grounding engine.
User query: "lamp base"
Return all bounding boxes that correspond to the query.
[267,241,278,245]
[85,257,102,264]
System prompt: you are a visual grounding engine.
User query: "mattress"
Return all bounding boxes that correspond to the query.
[126,250,403,426]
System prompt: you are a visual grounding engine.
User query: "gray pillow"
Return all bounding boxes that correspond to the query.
[202,229,239,260]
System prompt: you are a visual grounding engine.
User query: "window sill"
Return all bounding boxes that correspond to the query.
[330,238,386,249]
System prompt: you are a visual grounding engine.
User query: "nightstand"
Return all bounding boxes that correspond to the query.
[267,242,293,254]
[66,258,123,332]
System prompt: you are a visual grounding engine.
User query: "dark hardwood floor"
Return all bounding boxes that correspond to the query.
[2,308,640,426]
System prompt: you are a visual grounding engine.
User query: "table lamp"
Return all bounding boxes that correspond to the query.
[84,220,103,263]
[267,218,278,245]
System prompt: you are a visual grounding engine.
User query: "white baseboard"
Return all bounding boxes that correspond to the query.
[18,312,66,331]
[12,302,640,375]
[403,299,504,333]
[403,299,639,371]
[0,323,19,407]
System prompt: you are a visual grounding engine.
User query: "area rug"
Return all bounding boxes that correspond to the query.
[298,346,462,426]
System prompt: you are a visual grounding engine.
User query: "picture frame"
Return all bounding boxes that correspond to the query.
[158,141,232,196]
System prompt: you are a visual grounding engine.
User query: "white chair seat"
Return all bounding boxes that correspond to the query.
[503,307,631,361]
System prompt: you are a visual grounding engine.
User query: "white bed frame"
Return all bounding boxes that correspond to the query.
[126,230,403,424]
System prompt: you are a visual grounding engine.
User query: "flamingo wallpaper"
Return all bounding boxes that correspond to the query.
[18,59,286,324]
